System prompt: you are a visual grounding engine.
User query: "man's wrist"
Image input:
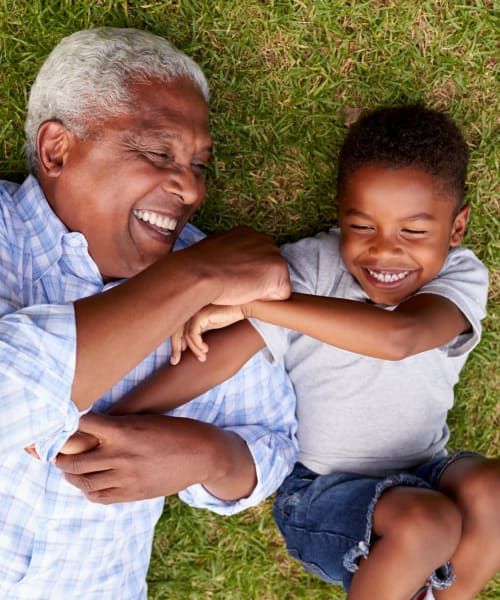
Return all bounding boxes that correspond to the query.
[164,248,222,308]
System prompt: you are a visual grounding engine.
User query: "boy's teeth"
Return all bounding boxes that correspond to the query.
[368,269,409,283]
[133,209,177,231]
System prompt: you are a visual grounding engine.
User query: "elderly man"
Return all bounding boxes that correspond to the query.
[0,27,297,598]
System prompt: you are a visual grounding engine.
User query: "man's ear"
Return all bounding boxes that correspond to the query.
[36,121,71,178]
[449,204,470,246]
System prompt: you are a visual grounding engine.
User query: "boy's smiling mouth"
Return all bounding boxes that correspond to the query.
[366,268,410,283]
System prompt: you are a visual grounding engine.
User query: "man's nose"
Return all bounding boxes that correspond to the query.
[162,165,200,204]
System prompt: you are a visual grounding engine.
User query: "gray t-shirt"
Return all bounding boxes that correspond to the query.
[252,229,488,476]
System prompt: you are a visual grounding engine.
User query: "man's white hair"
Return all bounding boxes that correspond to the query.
[24,27,209,174]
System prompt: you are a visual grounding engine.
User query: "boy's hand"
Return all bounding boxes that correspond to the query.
[170,304,246,364]
[24,443,40,460]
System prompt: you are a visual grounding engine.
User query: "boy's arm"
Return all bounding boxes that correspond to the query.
[244,292,469,360]
[184,292,469,362]
[109,321,265,416]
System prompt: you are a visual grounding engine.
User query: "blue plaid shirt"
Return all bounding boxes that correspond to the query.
[0,176,298,599]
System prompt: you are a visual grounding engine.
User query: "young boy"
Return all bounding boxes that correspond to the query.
[75,105,500,599]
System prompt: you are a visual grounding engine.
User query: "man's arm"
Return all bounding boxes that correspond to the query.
[1,225,287,454]
[71,227,289,410]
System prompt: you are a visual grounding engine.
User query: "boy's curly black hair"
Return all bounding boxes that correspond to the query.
[337,105,469,210]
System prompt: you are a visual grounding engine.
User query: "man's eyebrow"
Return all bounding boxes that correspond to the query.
[124,130,213,155]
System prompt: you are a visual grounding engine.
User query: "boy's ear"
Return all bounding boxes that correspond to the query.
[36,121,72,178]
[449,204,470,246]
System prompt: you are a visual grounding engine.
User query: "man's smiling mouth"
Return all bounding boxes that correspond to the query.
[133,209,178,235]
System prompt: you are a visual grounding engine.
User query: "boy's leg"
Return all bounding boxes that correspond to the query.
[434,456,500,600]
[348,486,461,600]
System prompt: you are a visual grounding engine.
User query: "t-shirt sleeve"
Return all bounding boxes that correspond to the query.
[249,234,326,364]
[414,246,488,356]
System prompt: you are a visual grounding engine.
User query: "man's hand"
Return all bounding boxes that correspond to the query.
[71,226,289,412]
[54,412,256,504]
[183,227,291,306]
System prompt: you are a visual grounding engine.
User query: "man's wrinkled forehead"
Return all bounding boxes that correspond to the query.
[127,78,210,133]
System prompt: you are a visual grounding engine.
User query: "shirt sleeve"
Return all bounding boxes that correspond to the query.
[248,234,326,364]
[177,351,298,514]
[0,305,79,458]
[0,212,79,458]
[414,246,488,356]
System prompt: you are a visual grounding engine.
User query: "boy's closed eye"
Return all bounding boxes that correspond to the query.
[349,224,373,230]
[401,228,428,235]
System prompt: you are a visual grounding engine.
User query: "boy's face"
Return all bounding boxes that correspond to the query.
[338,165,469,305]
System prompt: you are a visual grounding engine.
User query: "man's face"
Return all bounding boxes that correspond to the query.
[338,165,468,305]
[47,77,212,280]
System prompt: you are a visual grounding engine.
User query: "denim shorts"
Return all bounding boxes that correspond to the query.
[272,451,479,591]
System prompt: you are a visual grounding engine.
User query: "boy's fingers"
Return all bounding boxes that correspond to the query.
[24,444,40,460]
[187,340,208,362]
[170,327,186,365]
[184,328,209,361]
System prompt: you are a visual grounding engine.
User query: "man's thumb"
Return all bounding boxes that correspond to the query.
[76,411,115,437]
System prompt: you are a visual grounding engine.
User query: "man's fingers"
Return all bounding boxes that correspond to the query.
[63,470,134,504]
[64,469,114,492]
[55,445,109,475]
[188,226,291,306]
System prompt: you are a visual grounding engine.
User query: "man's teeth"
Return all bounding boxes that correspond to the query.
[133,209,177,231]
[368,269,409,283]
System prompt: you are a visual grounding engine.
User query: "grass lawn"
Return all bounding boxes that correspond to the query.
[1,1,498,598]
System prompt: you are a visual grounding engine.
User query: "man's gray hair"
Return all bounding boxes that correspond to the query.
[24,27,209,174]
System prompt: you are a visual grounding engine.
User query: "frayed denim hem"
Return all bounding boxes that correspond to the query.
[342,472,431,572]
[431,450,482,487]
[342,472,455,591]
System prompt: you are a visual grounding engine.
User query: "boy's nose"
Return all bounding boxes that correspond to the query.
[161,166,200,205]
[369,234,403,256]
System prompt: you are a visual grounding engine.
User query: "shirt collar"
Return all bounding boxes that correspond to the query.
[14,175,93,282]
